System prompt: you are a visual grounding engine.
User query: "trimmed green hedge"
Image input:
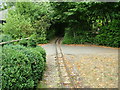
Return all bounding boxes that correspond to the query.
[2,45,46,89]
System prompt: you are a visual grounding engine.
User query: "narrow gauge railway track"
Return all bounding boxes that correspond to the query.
[55,37,77,88]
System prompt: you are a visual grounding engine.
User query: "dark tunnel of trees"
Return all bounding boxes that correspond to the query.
[1,2,120,47]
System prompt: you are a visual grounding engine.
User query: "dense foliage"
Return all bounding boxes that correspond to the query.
[0,34,12,43]
[2,2,119,47]
[2,2,54,43]
[2,45,46,89]
[3,13,34,39]
[52,2,120,47]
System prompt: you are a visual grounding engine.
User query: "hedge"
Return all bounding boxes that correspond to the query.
[2,45,46,89]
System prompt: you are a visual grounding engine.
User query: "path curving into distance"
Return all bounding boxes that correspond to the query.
[38,37,118,88]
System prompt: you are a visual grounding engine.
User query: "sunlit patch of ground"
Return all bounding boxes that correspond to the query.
[38,44,47,46]
[65,54,118,88]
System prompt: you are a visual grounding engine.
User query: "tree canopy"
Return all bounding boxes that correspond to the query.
[1,2,120,47]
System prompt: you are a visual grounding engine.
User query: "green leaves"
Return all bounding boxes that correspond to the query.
[2,45,46,89]
[58,2,120,47]
[2,2,54,44]
[94,19,120,47]
[0,34,12,43]
[3,12,34,39]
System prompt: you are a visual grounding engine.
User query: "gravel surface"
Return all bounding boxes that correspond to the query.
[38,41,118,88]
[38,44,61,88]
[64,54,118,88]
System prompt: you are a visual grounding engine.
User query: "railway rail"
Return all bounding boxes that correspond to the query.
[55,37,77,88]
[40,37,118,88]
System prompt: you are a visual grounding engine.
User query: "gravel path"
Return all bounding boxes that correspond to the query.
[38,39,118,88]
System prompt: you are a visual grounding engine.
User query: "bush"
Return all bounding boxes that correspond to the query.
[3,11,34,39]
[35,46,46,62]
[0,34,13,47]
[18,38,28,47]
[27,35,37,47]
[2,45,33,89]
[94,19,120,47]
[62,28,74,44]
[62,36,74,44]
[19,35,37,47]
[0,34,12,43]
[63,20,119,48]
[63,28,91,44]
[2,45,46,89]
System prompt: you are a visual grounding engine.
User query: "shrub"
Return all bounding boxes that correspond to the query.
[17,34,48,47]
[0,34,13,47]
[2,45,46,89]
[18,38,28,47]
[0,34,12,43]
[3,11,34,39]
[94,19,120,47]
[35,46,46,62]
[18,35,37,47]
[62,29,74,44]
[2,45,34,89]
[62,36,74,44]
[27,35,37,47]
[63,29,91,44]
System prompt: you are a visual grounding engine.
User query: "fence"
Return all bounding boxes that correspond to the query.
[0,37,29,45]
